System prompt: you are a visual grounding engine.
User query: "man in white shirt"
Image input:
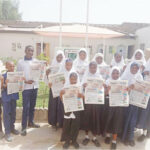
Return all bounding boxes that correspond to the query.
[17,45,40,136]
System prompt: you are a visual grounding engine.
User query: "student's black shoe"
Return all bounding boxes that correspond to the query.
[111,143,117,150]
[72,141,79,149]
[82,138,90,146]
[124,140,129,146]
[137,134,146,142]
[63,141,70,149]
[147,131,150,138]
[21,129,27,136]
[11,129,20,135]
[92,139,101,147]
[0,131,4,140]
[105,137,111,144]
[28,122,40,128]
[128,140,135,147]
[5,134,12,142]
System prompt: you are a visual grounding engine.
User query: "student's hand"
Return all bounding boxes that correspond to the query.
[143,71,149,76]
[83,83,87,88]
[5,79,9,85]
[78,93,83,98]
[46,69,51,76]
[129,84,134,90]
[48,82,52,88]
[25,80,34,84]
[61,89,65,95]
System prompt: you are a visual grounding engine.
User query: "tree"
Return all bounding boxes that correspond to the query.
[0,0,22,20]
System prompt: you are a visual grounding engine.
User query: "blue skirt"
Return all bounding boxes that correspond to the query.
[121,105,138,141]
[137,98,150,131]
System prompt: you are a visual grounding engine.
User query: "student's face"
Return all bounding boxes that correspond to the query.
[25,47,34,58]
[70,76,77,84]
[111,69,120,80]
[79,51,86,61]
[130,65,139,74]
[89,64,97,74]
[115,54,121,63]
[56,54,63,63]
[6,62,15,72]
[65,62,72,71]
[96,56,103,64]
[135,52,142,60]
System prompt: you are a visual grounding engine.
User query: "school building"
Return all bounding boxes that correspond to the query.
[0,20,150,64]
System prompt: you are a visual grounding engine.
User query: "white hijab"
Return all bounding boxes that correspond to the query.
[82,61,102,84]
[111,52,125,70]
[121,62,143,85]
[73,48,88,67]
[51,50,65,66]
[59,58,75,84]
[64,71,81,88]
[131,49,146,66]
[92,53,107,66]
[106,66,121,86]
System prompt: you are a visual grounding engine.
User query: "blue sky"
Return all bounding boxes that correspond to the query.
[19,0,150,24]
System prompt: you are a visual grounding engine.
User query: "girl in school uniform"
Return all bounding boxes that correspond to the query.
[60,72,84,149]
[103,67,124,149]
[92,53,109,80]
[121,62,143,146]
[47,50,65,128]
[111,52,125,72]
[81,61,103,147]
[136,58,150,141]
[73,48,89,81]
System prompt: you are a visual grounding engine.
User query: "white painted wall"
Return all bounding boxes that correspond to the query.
[0,32,135,64]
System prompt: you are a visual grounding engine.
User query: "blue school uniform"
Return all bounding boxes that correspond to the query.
[2,73,19,135]
[122,105,138,141]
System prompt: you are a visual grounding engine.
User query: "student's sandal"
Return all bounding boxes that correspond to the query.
[72,141,79,149]
[82,138,90,145]
[63,141,70,149]
[92,139,101,147]
[21,129,27,136]
[128,140,135,147]
[5,134,12,142]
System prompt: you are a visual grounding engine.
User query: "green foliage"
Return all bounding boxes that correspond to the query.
[0,0,22,20]
[36,53,50,62]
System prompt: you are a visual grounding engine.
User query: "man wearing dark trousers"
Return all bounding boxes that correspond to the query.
[17,45,40,136]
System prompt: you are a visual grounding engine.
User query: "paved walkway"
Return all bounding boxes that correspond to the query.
[0,123,149,150]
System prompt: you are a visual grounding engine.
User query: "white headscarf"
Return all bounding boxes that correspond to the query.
[59,58,75,85]
[111,52,125,70]
[92,53,107,66]
[106,66,121,86]
[51,50,65,66]
[82,61,102,84]
[64,71,80,88]
[73,48,89,80]
[131,49,146,66]
[121,62,143,85]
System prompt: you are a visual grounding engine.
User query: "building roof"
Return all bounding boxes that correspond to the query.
[0,20,150,34]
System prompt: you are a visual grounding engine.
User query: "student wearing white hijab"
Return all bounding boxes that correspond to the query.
[81,61,103,147]
[125,49,146,73]
[103,67,124,150]
[92,53,107,66]
[60,72,83,149]
[111,52,125,71]
[121,62,143,146]
[136,59,150,142]
[48,50,65,128]
[73,48,89,81]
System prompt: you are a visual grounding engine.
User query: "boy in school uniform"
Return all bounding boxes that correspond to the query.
[2,61,20,142]
[17,45,40,136]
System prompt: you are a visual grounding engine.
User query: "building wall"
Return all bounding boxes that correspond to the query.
[136,26,150,50]
[0,32,136,64]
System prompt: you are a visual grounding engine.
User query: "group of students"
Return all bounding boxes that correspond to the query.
[47,48,150,149]
[0,45,40,142]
